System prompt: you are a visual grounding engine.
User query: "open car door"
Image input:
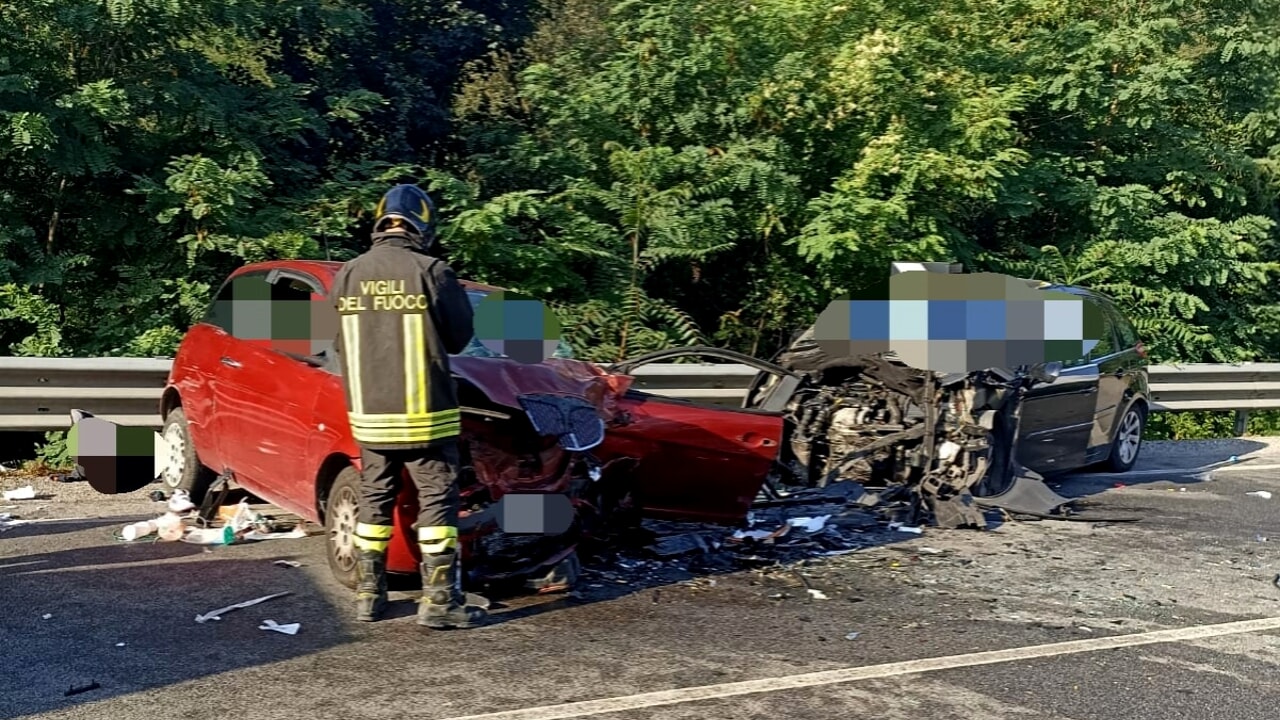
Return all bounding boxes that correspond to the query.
[598,347,797,524]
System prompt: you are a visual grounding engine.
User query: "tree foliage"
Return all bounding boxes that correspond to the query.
[0,0,1278,381]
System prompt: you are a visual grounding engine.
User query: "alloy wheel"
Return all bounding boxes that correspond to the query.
[328,485,360,573]
[1117,409,1143,465]
[162,424,186,488]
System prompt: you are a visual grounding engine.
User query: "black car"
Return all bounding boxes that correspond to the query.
[609,268,1151,525]
[1010,283,1150,478]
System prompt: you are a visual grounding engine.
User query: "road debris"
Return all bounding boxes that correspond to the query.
[807,589,830,600]
[42,613,52,620]
[64,681,100,697]
[1247,491,1272,500]
[3,485,36,501]
[889,522,924,535]
[274,560,302,568]
[195,592,292,624]
[787,515,831,533]
[845,631,861,641]
[258,619,300,635]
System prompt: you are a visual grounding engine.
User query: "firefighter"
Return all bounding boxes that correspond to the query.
[330,183,488,629]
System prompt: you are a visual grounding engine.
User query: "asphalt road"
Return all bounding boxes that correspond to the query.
[3,443,1280,720]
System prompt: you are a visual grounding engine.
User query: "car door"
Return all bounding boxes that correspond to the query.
[1086,297,1143,460]
[1015,347,1104,476]
[599,348,790,524]
[206,270,323,512]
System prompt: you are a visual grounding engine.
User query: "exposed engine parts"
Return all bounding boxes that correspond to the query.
[770,354,1023,529]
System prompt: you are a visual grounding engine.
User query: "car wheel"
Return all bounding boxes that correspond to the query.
[325,466,362,590]
[160,407,216,503]
[1106,402,1146,473]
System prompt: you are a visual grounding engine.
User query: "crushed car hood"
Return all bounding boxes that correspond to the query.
[450,355,634,422]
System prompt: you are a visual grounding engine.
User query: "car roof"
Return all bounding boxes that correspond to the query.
[228,259,507,294]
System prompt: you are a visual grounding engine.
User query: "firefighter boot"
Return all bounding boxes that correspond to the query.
[418,551,488,629]
[355,549,389,622]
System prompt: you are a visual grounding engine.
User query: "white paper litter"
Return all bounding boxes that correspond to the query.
[242,528,308,541]
[807,589,829,600]
[3,486,35,501]
[819,549,860,557]
[845,632,860,641]
[1247,491,1273,499]
[918,547,943,554]
[195,592,292,623]
[732,529,778,541]
[258,619,300,635]
[274,560,302,568]
[787,515,831,533]
[115,642,126,647]
[42,613,52,620]
[889,522,924,534]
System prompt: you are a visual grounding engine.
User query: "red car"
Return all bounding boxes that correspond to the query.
[159,260,781,592]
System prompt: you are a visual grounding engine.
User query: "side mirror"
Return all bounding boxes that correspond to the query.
[1030,361,1063,384]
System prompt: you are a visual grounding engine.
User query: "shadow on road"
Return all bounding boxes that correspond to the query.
[0,538,349,718]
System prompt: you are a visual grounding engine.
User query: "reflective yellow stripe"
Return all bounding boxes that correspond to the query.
[355,537,390,552]
[418,526,458,542]
[348,409,461,425]
[350,423,461,444]
[354,523,393,552]
[341,314,364,413]
[418,526,458,553]
[356,523,394,539]
[403,313,428,416]
[419,538,457,554]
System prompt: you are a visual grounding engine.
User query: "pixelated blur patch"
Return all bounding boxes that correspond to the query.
[495,493,574,535]
[208,274,336,357]
[473,291,563,364]
[814,271,1107,374]
[67,417,165,495]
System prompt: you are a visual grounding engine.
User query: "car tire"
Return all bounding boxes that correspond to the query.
[160,407,217,503]
[325,466,363,590]
[1105,402,1146,473]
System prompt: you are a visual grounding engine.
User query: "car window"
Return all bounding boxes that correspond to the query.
[1063,298,1117,367]
[1101,300,1140,349]
[202,271,271,336]
[459,289,576,359]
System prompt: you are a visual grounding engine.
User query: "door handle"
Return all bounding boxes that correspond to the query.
[220,356,242,368]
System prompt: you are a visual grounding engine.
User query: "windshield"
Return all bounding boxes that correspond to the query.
[459,290,576,360]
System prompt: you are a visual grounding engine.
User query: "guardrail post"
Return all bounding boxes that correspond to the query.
[1235,410,1249,437]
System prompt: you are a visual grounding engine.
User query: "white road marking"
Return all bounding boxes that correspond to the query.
[439,616,1280,720]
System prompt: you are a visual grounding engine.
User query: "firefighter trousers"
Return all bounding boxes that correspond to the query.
[357,440,461,533]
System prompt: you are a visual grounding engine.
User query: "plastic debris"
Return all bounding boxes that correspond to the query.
[274,560,302,568]
[195,592,292,623]
[3,486,35,501]
[115,643,126,647]
[181,526,236,545]
[648,533,713,558]
[168,489,196,514]
[889,522,924,535]
[807,589,830,600]
[787,515,831,533]
[1247,491,1272,500]
[258,619,300,635]
[42,613,52,620]
[845,632,860,641]
[918,547,943,554]
[242,528,308,541]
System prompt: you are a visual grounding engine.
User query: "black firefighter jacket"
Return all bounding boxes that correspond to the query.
[330,233,475,450]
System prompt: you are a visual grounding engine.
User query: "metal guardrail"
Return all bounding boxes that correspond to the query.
[1,358,1278,432]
